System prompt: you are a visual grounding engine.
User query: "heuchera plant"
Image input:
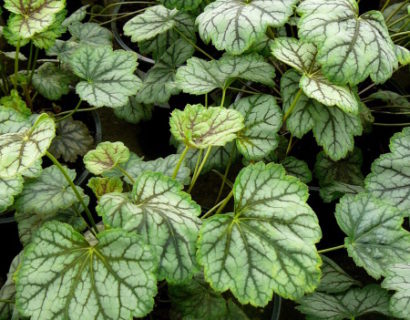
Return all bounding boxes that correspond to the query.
[0,0,409,319]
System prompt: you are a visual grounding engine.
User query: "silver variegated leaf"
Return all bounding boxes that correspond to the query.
[113,96,153,124]
[0,175,23,213]
[0,252,22,320]
[382,264,410,319]
[32,62,72,100]
[281,156,312,184]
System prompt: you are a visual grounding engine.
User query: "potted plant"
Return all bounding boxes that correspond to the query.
[1,0,410,319]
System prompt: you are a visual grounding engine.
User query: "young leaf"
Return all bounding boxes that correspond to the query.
[49,117,94,163]
[297,0,398,85]
[84,141,130,175]
[14,165,84,215]
[395,45,410,66]
[4,0,65,38]
[198,162,322,305]
[69,46,141,108]
[123,5,181,42]
[365,127,410,212]
[68,22,113,47]
[87,177,123,198]
[32,62,72,100]
[0,252,22,319]
[281,156,312,184]
[314,149,364,203]
[176,54,275,95]
[0,175,24,213]
[296,285,391,320]
[232,94,283,161]
[29,9,67,49]
[113,96,153,124]
[15,221,157,320]
[169,274,249,320]
[382,264,410,319]
[138,39,194,105]
[197,0,298,54]
[160,0,202,10]
[317,255,360,294]
[335,193,410,279]
[0,114,55,178]
[170,104,244,149]
[272,37,359,113]
[97,172,201,283]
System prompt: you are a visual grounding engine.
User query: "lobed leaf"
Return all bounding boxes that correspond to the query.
[382,264,410,319]
[32,62,72,100]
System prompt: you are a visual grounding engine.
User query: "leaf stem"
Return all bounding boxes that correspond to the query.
[317,244,345,254]
[57,106,100,116]
[188,146,212,193]
[202,197,229,220]
[380,0,391,12]
[0,299,13,304]
[283,89,302,122]
[28,47,40,86]
[388,14,408,28]
[215,189,233,215]
[220,88,227,107]
[391,30,410,38]
[286,135,293,156]
[205,93,208,107]
[45,151,99,235]
[173,145,189,179]
[174,28,214,60]
[228,87,260,95]
[27,42,34,71]
[118,166,135,184]
[215,146,235,204]
[385,1,408,22]
[373,122,410,126]
[13,39,21,90]
[56,99,82,122]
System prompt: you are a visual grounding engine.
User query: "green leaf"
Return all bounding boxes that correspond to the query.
[281,156,312,184]
[14,165,84,215]
[335,193,410,279]
[30,9,67,49]
[169,274,249,320]
[138,39,194,105]
[49,117,93,163]
[0,114,55,178]
[70,46,141,108]
[62,4,89,27]
[176,54,275,95]
[123,5,181,42]
[32,62,72,100]
[365,127,410,212]
[112,153,191,185]
[280,70,362,161]
[170,104,244,149]
[15,221,157,320]
[22,158,43,178]
[160,0,202,10]
[197,0,298,54]
[383,2,410,32]
[0,108,31,135]
[296,285,391,320]
[280,70,315,138]
[113,96,153,124]
[382,264,410,319]
[368,90,410,109]
[317,255,360,294]
[310,101,362,161]
[46,39,77,63]
[297,0,398,85]
[0,175,24,213]
[198,162,322,305]
[314,149,364,203]
[0,252,22,320]
[300,74,359,114]
[84,141,130,175]
[68,22,113,47]
[138,10,196,60]
[0,89,31,117]
[4,0,65,38]
[15,201,88,246]
[97,172,201,283]
[232,94,283,161]
[87,177,123,198]
[271,37,359,113]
